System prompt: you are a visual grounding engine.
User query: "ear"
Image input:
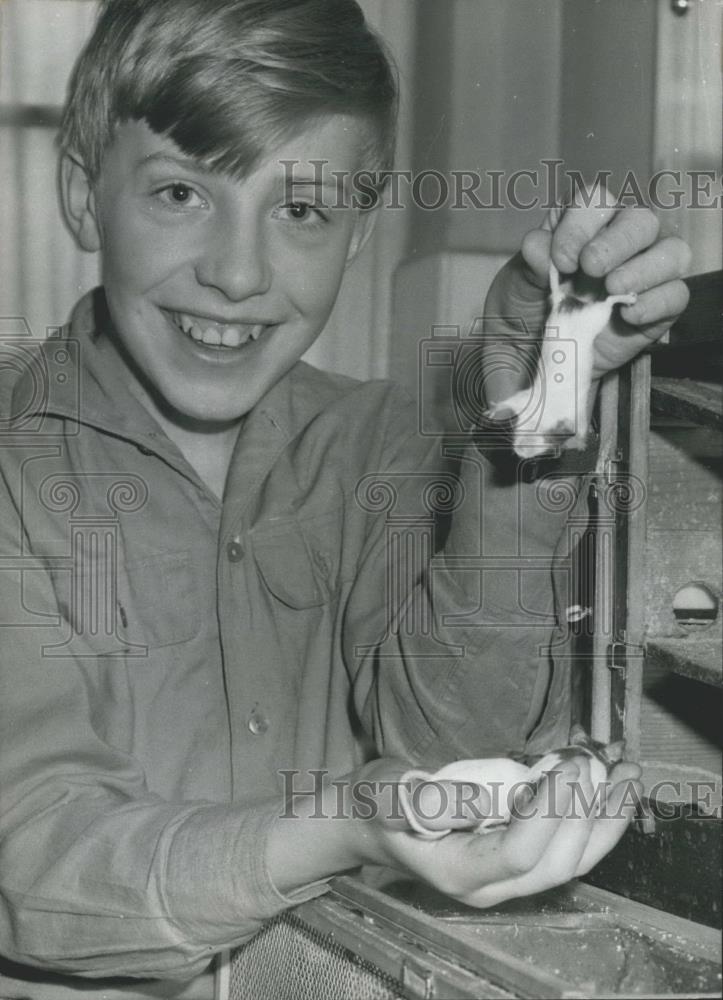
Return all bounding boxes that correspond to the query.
[59,152,102,252]
[345,207,379,268]
[568,723,588,746]
[605,740,625,764]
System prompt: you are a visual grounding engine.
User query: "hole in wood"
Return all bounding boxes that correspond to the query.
[672,582,719,632]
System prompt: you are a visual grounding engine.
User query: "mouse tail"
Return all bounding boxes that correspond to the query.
[548,261,564,309]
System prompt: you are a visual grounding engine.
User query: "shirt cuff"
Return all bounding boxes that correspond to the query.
[163,799,330,949]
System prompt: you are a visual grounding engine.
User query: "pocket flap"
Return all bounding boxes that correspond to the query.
[49,550,201,650]
[252,527,326,609]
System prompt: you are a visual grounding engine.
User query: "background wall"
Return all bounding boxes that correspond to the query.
[560,0,658,191]
[406,0,720,269]
[408,0,563,257]
[0,0,99,341]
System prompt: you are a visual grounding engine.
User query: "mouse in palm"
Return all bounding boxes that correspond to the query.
[486,262,638,459]
[399,725,625,839]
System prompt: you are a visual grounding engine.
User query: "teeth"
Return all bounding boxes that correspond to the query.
[174,312,265,348]
[202,325,222,346]
[221,326,242,348]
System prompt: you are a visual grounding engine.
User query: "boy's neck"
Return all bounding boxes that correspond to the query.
[95,305,245,500]
[155,413,242,501]
[126,376,243,501]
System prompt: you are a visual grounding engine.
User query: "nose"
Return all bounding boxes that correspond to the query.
[194,209,272,301]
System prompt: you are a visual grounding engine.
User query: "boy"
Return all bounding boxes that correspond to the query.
[0,1,690,997]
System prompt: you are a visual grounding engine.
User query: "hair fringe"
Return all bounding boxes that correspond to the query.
[59,0,398,185]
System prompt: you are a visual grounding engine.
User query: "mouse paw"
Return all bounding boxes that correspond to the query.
[485,389,530,420]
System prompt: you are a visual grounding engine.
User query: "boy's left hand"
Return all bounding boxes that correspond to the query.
[483,186,692,400]
[357,755,642,910]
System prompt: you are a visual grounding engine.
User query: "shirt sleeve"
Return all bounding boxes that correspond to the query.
[345,387,585,767]
[0,466,325,982]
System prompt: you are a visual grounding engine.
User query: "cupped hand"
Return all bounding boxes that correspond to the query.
[352,756,642,910]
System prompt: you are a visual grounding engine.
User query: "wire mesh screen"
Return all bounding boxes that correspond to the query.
[227,911,409,1000]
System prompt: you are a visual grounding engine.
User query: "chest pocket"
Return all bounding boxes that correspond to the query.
[49,550,202,652]
[252,521,332,610]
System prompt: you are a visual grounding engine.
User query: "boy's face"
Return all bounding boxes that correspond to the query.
[81,117,372,425]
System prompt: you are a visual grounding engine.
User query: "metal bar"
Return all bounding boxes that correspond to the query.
[291,895,511,999]
[214,950,231,1000]
[622,353,651,761]
[591,374,620,743]
[609,364,633,743]
[331,877,585,999]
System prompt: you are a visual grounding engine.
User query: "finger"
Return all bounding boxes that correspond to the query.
[617,278,690,331]
[608,761,643,785]
[605,236,692,296]
[575,779,643,875]
[578,207,660,278]
[595,762,642,809]
[500,762,579,874]
[518,230,554,292]
[550,184,618,274]
[540,201,565,233]
[462,762,595,909]
[534,757,596,873]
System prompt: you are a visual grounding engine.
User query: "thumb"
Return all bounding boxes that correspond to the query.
[520,227,553,290]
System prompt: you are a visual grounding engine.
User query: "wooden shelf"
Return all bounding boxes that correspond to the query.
[645,632,723,687]
[650,377,723,429]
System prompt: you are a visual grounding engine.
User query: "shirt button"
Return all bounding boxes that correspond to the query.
[248,706,269,736]
[226,537,244,562]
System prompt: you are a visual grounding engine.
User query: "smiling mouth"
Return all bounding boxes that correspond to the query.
[170,311,268,348]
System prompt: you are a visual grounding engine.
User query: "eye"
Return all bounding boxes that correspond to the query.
[169,183,193,203]
[276,202,328,226]
[155,182,207,210]
[288,202,311,220]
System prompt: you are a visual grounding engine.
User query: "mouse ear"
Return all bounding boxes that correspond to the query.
[605,740,625,764]
[568,723,590,746]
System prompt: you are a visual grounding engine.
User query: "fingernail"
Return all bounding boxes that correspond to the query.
[554,250,577,274]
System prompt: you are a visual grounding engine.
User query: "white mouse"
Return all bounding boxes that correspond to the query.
[485,262,637,459]
[399,727,623,839]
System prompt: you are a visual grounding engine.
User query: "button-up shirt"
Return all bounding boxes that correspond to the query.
[0,291,575,997]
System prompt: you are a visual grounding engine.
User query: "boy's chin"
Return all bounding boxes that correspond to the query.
[150,385,254,431]
[172,400,251,430]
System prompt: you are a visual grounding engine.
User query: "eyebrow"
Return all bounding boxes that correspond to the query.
[138,152,348,196]
[137,152,209,173]
[283,176,346,197]
[285,176,340,187]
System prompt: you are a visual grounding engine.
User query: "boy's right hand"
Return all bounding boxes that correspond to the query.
[267,755,642,909]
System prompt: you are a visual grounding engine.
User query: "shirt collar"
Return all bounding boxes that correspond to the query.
[10,288,167,445]
[10,289,306,439]
[9,288,332,516]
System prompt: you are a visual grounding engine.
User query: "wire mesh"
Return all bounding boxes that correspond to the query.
[227,910,409,1000]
